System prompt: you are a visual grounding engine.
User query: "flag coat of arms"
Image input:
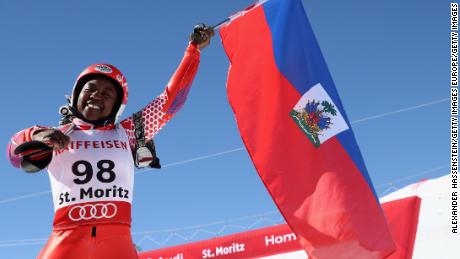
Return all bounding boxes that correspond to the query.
[219,0,395,258]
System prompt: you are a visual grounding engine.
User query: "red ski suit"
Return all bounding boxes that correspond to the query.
[7,43,201,259]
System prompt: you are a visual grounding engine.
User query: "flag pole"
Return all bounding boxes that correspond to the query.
[210,0,265,30]
[210,18,230,30]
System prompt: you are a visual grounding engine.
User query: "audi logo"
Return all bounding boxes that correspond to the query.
[68,203,117,221]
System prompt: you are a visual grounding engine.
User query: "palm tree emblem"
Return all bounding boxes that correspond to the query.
[290,100,337,147]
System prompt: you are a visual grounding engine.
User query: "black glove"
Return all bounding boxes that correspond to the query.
[189,23,215,49]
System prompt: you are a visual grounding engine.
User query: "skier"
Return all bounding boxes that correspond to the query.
[7,25,214,259]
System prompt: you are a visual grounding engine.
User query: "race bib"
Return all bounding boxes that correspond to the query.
[47,126,134,211]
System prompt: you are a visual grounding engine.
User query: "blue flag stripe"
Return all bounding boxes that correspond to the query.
[262,0,377,196]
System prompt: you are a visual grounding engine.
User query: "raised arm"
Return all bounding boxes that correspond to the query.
[121,24,215,149]
[121,43,201,147]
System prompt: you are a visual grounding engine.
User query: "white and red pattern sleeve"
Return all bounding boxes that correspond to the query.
[121,43,200,148]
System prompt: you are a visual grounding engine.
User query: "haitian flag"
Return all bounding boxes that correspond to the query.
[220,0,395,258]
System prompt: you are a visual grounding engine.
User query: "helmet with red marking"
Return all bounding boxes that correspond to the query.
[71,64,128,123]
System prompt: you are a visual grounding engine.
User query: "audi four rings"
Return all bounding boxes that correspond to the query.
[68,203,118,221]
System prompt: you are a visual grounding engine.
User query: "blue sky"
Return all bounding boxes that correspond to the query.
[0,0,448,257]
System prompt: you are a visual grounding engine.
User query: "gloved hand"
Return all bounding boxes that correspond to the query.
[189,23,215,50]
[32,129,70,150]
